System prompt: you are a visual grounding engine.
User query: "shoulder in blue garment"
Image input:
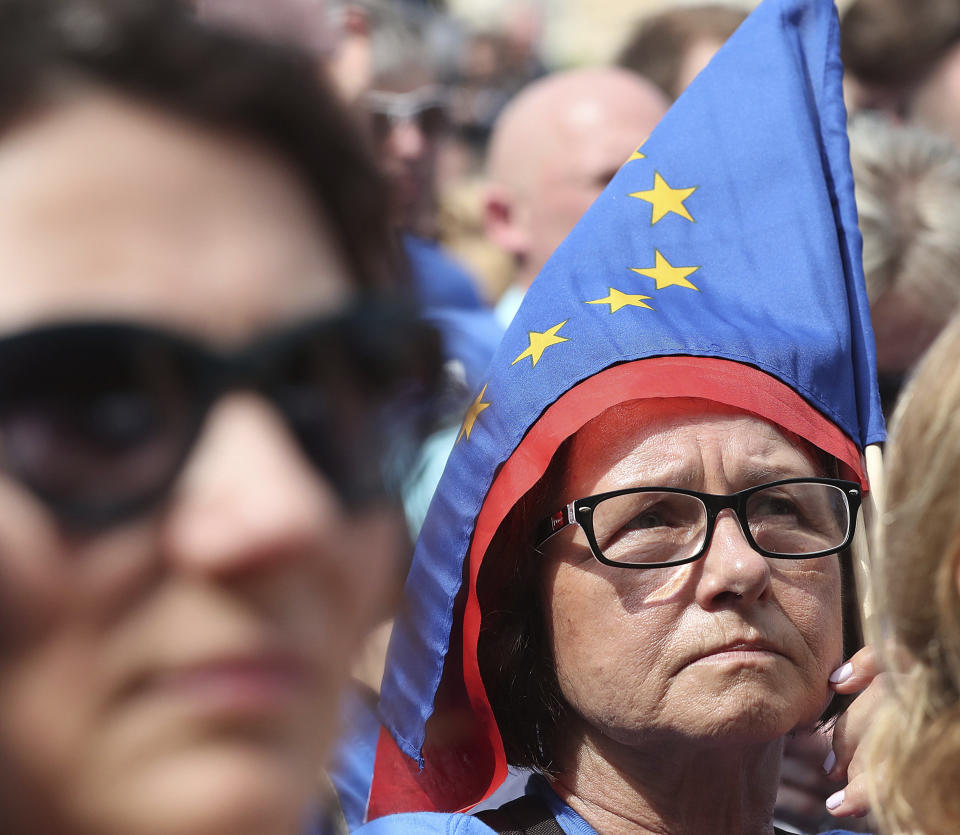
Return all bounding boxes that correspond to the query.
[354,812,495,834]
[404,235,486,312]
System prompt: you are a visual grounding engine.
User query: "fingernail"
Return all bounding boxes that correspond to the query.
[826,790,845,811]
[829,662,854,683]
[823,750,836,774]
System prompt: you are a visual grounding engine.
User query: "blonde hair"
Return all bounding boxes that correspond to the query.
[867,312,960,835]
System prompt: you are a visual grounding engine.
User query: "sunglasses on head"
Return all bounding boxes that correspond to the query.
[365,86,449,142]
[0,298,443,529]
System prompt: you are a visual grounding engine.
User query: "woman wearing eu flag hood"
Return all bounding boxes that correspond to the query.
[352,0,886,832]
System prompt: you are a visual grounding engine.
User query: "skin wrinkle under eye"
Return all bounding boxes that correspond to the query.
[642,552,837,607]
[644,528,822,621]
[546,532,698,607]
[642,562,696,604]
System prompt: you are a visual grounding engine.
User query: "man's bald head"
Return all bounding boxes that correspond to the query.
[486,67,668,291]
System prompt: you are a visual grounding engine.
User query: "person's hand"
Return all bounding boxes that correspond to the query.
[823,645,888,818]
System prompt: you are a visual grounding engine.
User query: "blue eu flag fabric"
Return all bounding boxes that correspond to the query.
[366,0,883,818]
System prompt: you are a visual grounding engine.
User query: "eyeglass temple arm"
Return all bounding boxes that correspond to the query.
[534,502,577,550]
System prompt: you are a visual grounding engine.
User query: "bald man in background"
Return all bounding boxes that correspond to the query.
[484,67,669,326]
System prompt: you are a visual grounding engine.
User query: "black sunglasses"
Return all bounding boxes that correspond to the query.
[0,298,442,529]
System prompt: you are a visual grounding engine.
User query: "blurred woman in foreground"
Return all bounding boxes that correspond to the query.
[0,1,439,834]
[867,313,960,835]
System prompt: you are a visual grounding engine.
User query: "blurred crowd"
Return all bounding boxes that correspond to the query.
[1,1,960,835]
[230,0,960,392]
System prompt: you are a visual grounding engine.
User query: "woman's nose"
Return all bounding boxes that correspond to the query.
[159,393,340,578]
[694,510,772,609]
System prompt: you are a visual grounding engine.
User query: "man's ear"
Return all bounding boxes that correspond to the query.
[483,183,529,258]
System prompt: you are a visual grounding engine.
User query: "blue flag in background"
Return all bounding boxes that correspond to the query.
[365,0,883,818]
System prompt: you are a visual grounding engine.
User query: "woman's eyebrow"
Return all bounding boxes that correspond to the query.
[608,467,701,491]
[739,459,819,484]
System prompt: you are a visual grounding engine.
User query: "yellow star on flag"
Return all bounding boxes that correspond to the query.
[458,384,490,442]
[631,250,701,291]
[512,321,569,367]
[629,172,697,224]
[587,288,654,313]
[627,147,646,162]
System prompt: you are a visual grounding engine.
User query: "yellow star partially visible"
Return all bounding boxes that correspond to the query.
[627,147,646,162]
[629,172,697,224]
[631,250,701,291]
[458,384,490,442]
[587,287,654,313]
[512,321,569,367]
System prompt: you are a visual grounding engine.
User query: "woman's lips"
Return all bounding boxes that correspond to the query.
[130,653,311,719]
[687,639,787,667]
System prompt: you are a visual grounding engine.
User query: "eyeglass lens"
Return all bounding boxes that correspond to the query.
[590,482,851,566]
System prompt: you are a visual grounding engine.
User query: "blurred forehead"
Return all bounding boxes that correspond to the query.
[533,75,666,190]
[0,87,351,342]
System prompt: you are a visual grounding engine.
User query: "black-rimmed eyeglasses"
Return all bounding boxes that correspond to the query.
[535,478,862,569]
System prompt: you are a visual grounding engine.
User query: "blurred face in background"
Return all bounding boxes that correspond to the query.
[909,44,960,149]
[366,63,447,239]
[0,88,405,835]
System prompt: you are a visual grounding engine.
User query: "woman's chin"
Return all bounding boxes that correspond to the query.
[668,667,831,743]
[78,744,315,835]
[689,692,818,745]
[606,692,821,752]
